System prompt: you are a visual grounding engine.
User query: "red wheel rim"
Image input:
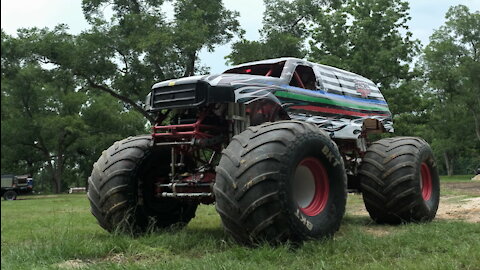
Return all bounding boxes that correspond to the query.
[293,157,329,216]
[420,162,432,201]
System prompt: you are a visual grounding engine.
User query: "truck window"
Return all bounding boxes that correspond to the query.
[224,61,285,78]
[289,65,317,90]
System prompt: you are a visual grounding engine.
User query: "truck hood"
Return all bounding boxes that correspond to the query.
[151,74,284,89]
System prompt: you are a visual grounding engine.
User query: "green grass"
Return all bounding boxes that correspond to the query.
[2,192,480,269]
[440,175,475,182]
[439,175,479,196]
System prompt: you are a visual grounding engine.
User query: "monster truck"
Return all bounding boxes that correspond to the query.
[1,174,34,200]
[87,58,440,244]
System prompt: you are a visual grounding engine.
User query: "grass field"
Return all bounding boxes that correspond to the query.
[1,176,479,270]
[440,175,476,182]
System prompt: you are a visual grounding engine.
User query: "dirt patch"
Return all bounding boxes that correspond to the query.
[346,203,368,217]
[104,253,127,264]
[346,193,368,216]
[56,254,144,269]
[436,196,480,223]
[57,259,90,269]
[363,226,395,236]
[346,191,480,224]
[100,252,154,264]
[442,182,480,196]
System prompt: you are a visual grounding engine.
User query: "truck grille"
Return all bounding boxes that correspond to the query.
[151,82,207,110]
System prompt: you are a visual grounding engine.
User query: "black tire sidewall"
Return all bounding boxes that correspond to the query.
[284,133,346,239]
[88,135,197,232]
[414,144,440,220]
[4,191,17,201]
[360,137,441,224]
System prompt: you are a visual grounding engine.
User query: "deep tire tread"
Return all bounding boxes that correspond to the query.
[239,191,280,221]
[360,136,440,224]
[235,171,282,200]
[87,135,197,233]
[215,120,347,245]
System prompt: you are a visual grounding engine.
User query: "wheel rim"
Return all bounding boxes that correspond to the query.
[420,163,432,201]
[293,157,329,216]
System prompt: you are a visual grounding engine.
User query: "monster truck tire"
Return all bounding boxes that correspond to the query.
[359,137,440,224]
[214,121,347,245]
[87,135,197,234]
[3,190,17,200]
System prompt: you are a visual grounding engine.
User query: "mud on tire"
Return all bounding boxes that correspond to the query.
[214,121,347,245]
[87,135,197,233]
[359,137,440,224]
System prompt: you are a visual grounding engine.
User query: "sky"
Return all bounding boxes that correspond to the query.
[2,0,479,74]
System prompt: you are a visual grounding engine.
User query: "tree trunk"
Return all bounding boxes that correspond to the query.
[184,51,196,77]
[472,111,480,142]
[44,162,57,193]
[443,152,454,176]
[45,163,63,193]
[26,160,35,178]
[53,172,62,194]
[54,133,68,194]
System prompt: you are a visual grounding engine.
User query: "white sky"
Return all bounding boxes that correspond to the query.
[2,0,479,74]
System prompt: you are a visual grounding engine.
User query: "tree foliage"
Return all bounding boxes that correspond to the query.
[1,30,146,192]
[8,0,242,124]
[422,5,480,175]
[1,40,85,193]
[309,0,420,89]
[225,0,325,64]
[173,0,243,76]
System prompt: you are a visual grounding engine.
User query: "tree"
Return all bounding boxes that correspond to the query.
[172,0,243,76]
[227,32,307,65]
[385,78,434,137]
[13,1,242,124]
[422,5,480,175]
[73,92,147,187]
[226,0,330,64]
[309,0,419,89]
[1,30,146,192]
[1,30,49,183]
[427,101,477,175]
[1,60,87,193]
[228,0,419,101]
[424,5,480,142]
[82,0,242,113]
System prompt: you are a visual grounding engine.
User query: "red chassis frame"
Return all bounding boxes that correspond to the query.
[150,111,227,204]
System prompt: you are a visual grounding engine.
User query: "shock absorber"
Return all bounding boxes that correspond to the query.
[170,147,176,179]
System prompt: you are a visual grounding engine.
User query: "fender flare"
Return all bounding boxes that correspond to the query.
[244,98,290,126]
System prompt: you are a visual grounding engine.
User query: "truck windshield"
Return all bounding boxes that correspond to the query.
[223,61,285,78]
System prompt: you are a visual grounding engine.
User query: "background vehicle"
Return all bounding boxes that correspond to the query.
[1,174,34,200]
[88,58,440,245]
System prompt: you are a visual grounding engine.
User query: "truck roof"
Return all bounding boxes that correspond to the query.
[227,57,383,100]
[228,57,377,87]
